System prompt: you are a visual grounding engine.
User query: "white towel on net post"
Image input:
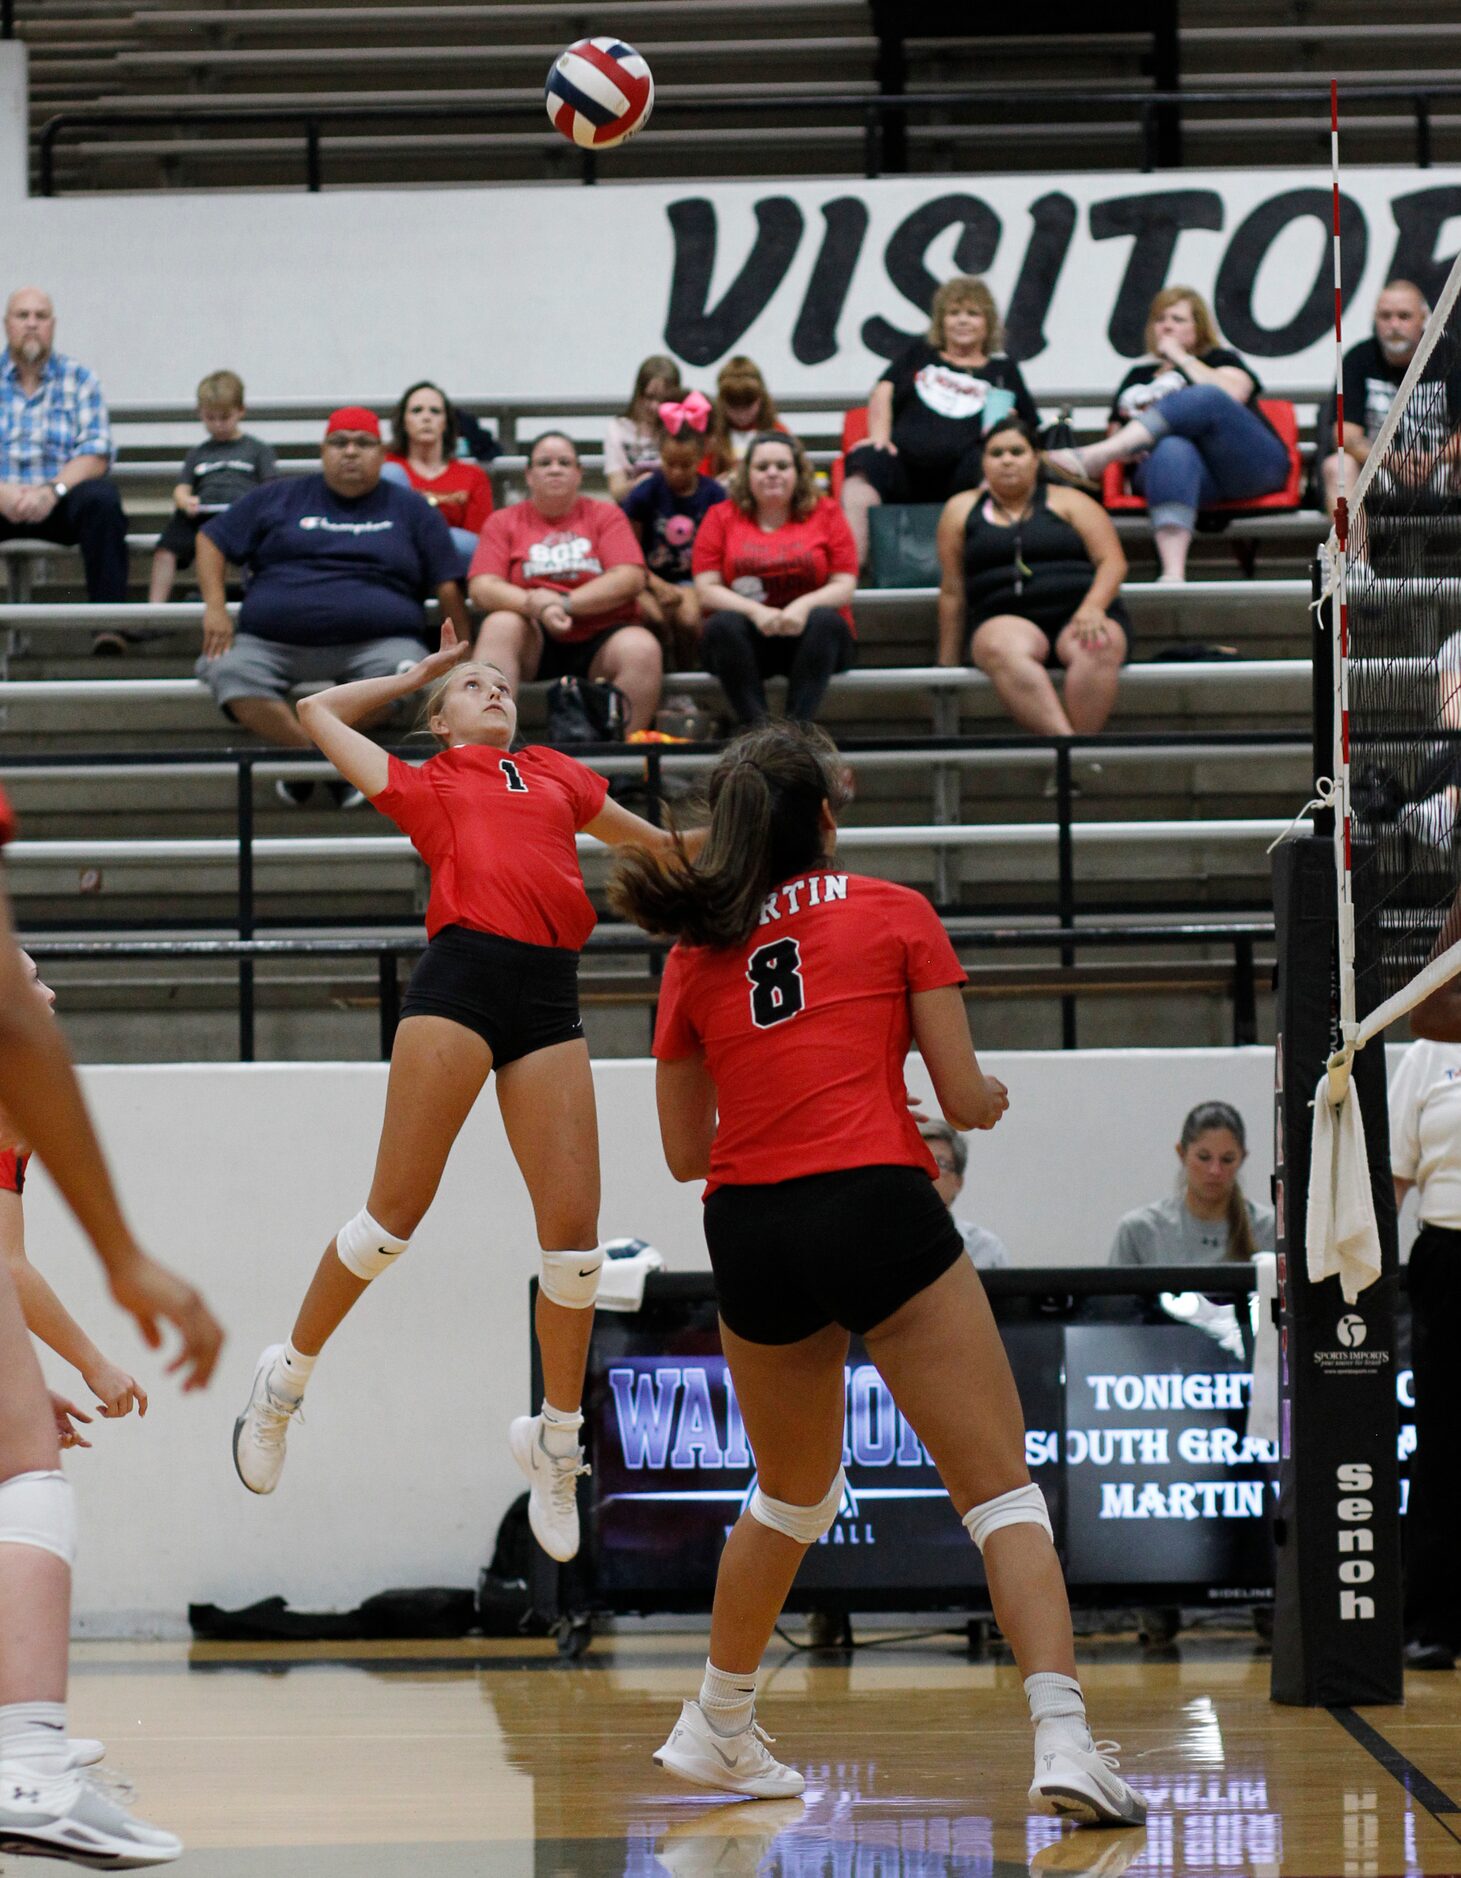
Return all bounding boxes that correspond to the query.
[1305,1073,1382,1305]
[1246,1252,1279,1446]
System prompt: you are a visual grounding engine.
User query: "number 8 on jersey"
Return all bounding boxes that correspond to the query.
[747,937,804,1028]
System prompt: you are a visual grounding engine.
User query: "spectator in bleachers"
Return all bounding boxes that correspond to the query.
[936,418,1128,738]
[1321,279,1461,523]
[692,431,857,727]
[382,380,494,577]
[701,356,785,481]
[195,406,467,799]
[841,276,1040,569]
[622,393,726,671]
[468,431,658,734]
[605,354,683,502]
[147,370,277,608]
[1107,1100,1273,1267]
[919,1118,1011,1270]
[0,286,128,614]
[1044,286,1289,583]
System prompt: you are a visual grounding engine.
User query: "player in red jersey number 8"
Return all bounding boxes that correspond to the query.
[610,723,1148,1825]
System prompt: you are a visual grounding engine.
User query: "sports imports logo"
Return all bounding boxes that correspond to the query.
[1337,1314,1367,1349]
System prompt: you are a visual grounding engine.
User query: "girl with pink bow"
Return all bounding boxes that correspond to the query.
[621,392,728,671]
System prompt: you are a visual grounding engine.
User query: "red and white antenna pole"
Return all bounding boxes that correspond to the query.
[1331,77,1357,1044]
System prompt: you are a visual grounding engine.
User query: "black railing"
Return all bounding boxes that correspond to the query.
[34,84,1461,196]
[6,728,1290,1059]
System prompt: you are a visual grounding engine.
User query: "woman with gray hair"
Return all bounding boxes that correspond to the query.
[919,1118,1011,1269]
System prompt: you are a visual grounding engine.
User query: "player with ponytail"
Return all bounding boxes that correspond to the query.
[611,722,1147,1826]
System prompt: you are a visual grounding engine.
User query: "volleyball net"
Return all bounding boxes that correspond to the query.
[1318,244,1461,1094]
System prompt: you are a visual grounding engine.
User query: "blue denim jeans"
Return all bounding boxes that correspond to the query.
[1131,383,1290,531]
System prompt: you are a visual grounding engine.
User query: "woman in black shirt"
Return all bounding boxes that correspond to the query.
[1044,286,1290,582]
[937,418,1128,737]
[842,276,1039,566]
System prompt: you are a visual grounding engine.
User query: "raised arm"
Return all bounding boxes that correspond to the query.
[295,621,469,798]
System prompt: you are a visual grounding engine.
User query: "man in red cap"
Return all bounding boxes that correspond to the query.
[193,407,470,802]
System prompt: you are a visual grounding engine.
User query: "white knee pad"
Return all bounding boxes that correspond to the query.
[540,1246,604,1310]
[750,1468,845,1544]
[335,1207,410,1281]
[0,1469,76,1566]
[962,1481,1052,1553]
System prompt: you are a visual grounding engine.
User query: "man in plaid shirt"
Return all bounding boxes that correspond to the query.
[0,287,128,611]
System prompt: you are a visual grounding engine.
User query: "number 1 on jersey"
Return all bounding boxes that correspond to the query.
[747,936,804,1028]
[499,758,528,793]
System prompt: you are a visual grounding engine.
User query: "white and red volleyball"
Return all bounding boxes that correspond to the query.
[544,37,654,150]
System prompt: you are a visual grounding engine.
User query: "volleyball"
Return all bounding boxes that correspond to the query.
[544,37,654,150]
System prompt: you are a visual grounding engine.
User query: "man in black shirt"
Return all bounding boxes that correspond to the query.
[1323,280,1461,520]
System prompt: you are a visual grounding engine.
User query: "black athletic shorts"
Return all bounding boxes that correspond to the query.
[535,622,635,682]
[399,923,583,1067]
[703,1162,966,1345]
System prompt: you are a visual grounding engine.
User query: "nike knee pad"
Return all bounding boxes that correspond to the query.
[962,1481,1052,1553]
[335,1207,410,1281]
[539,1246,604,1310]
[750,1467,845,1543]
[0,1469,76,1566]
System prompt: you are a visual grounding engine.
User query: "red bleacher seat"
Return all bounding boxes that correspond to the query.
[1100,398,1303,515]
[830,406,870,500]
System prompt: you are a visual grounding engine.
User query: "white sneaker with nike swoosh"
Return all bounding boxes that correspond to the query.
[1029,1739,1147,1826]
[653,1699,805,1799]
[509,1413,589,1562]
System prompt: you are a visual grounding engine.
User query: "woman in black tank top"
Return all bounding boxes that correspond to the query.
[937,418,1130,738]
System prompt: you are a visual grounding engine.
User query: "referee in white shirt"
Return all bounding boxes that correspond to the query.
[1390,1024,1461,1670]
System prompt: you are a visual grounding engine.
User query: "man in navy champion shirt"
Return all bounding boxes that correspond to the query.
[195,407,469,786]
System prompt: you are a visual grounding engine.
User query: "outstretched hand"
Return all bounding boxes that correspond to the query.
[415,619,473,686]
[50,1392,93,1450]
[109,1252,224,1392]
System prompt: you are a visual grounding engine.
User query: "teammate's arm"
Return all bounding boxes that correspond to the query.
[1,1188,148,1415]
[0,891,223,1387]
[656,1054,717,1181]
[584,796,705,853]
[910,985,1008,1131]
[296,620,469,798]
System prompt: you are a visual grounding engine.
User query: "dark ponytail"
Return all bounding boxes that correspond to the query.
[609,723,850,948]
[1178,1100,1256,1261]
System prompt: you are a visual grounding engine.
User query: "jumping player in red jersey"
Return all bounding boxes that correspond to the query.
[230,623,679,1563]
[0,787,224,1868]
[610,724,1147,1827]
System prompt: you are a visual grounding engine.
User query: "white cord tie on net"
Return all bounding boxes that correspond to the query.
[1267,777,1338,855]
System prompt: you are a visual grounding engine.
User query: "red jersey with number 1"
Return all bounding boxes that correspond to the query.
[370,743,608,949]
[653,871,966,1193]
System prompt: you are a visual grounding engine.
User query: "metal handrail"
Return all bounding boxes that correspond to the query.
[6,729,1293,1056]
[36,82,1461,194]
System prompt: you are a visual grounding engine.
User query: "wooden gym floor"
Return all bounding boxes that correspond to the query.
[12,1625,1461,1876]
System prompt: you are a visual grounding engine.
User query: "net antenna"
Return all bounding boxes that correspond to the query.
[1315,80,1461,1112]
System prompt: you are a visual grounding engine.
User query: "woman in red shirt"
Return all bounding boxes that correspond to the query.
[610,724,1145,1829]
[383,381,494,576]
[469,431,660,733]
[229,624,675,1567]
[692,433,858,726]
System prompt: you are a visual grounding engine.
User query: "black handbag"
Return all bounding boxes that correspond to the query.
[545,675,629,744]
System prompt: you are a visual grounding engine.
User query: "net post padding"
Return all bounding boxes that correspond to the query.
[1271,835,1402,1707]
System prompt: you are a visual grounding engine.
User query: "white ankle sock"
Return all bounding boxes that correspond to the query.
[275,1342,316,1401]
[699,1659,756,1737]
[1024,1671,1092,1757]
[539,1399,583,1459]
[0,1701,71,1776]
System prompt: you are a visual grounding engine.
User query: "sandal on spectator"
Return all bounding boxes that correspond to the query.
[1041,448,1099,493]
